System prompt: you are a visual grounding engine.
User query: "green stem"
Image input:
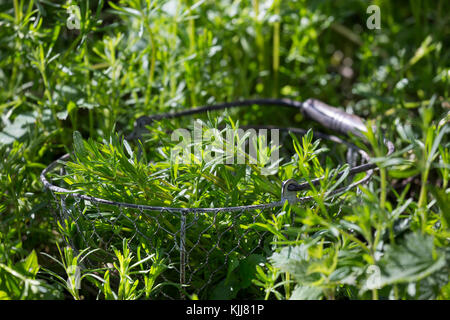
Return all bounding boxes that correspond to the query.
[379,167,387,210]
[84,45,94,137]
[284,272,291,299]
[417,169,429,209]
[372,288,378,300]
[186,2,197,106]
[144,28,156,109]
[418,169,429,232]
[253,0,265,75]
[272,0,280,97]
[143,1,156,109]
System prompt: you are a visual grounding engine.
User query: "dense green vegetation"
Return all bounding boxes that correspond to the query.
[0,0,449,300]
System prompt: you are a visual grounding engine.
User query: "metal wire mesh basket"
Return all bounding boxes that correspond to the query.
[40,98,393,299]
[44,174,279,298]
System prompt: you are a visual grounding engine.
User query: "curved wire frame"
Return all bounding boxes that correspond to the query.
[40,126,393,213]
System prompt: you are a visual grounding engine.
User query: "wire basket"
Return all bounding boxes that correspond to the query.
[40,98,393,299]
[44,173,275,298]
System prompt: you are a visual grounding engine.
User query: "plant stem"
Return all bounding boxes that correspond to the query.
[144,6,156,110]
[272,0,280,97]
[379,167,387,210]
[372,288,378,300]
[253,0,265,82]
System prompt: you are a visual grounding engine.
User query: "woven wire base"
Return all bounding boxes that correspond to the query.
[49,189,277,299]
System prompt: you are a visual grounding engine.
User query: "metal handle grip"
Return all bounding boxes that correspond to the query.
[129,98,368,140]
[301,99,367,137]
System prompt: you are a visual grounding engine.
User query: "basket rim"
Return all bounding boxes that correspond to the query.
[40,98,394,213]
[40,131,390,213]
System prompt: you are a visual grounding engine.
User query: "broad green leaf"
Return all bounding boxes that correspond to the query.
[22,250,39,277]
[210,276,240,300]
[376,233,446,287]
[0,113,36,144]
[289,285,323,300]
[270,245,320,284]
[238,254,265,289]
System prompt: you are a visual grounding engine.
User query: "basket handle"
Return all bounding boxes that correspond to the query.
[301,98,367,137]
[129,98,369,139]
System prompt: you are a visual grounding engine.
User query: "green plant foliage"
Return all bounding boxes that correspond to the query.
[0,236,62,299]
[0,0,448,300]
